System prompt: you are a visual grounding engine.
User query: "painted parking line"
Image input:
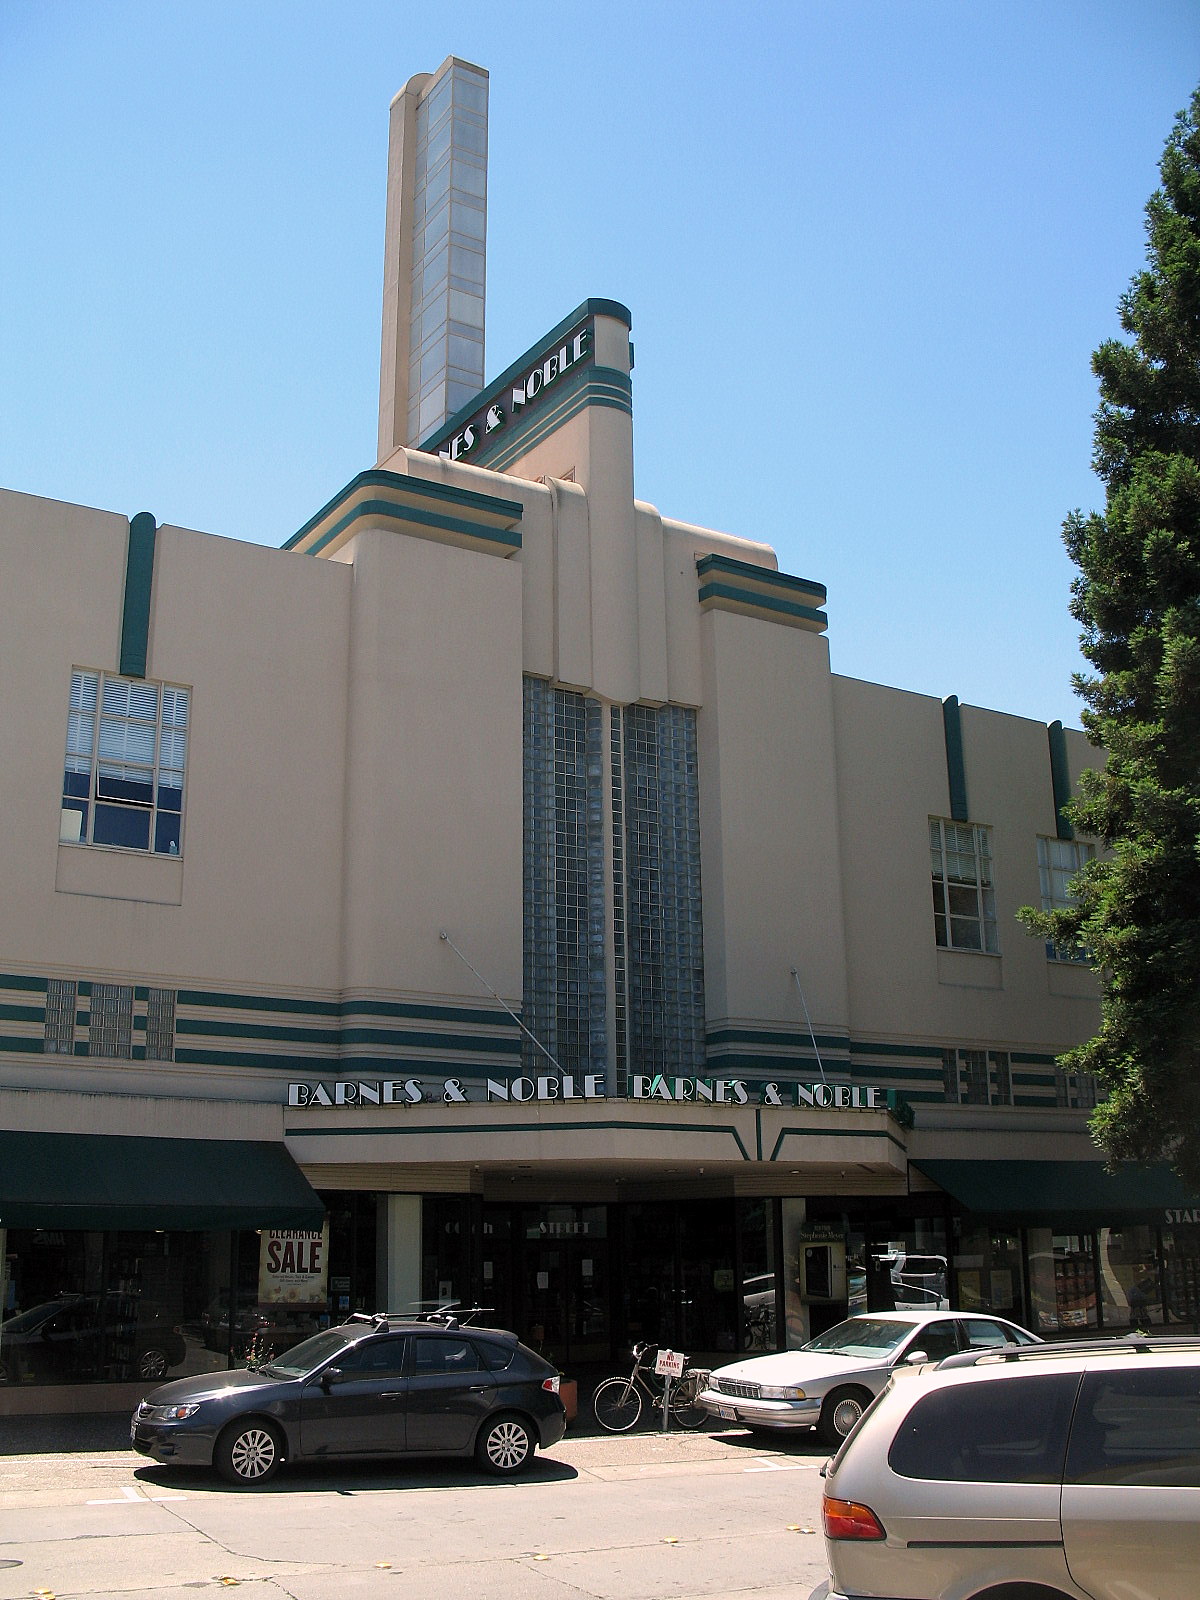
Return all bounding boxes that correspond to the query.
[744,1458,823,1473]
[87,1485,188,1504]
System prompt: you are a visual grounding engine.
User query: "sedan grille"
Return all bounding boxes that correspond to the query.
[715,1378,761,1401]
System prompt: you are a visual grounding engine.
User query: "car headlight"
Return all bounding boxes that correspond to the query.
[155,1403,201,1421]
[757,1385,808,1401]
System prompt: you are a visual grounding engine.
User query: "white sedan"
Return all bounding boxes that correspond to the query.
[697,1309,1039,1445]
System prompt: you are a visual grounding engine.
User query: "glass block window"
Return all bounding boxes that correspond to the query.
[1056,1069,1099,1110]
[930,818,998,953]
[616,702,706,1078]
[522,679,607,1077]
[89,983,133,1058]
[942,1047,1013,1106]
[1037,836,1096,962]
[610,706,628,1094]
[145,987,177,1062]
[407,61,488,443]
[44,978,78,1055]
[62,671,188,855]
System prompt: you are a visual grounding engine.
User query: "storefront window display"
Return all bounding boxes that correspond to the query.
[1097,1225,1161,1331]
[1027,1229,1099,1333]
[737,1198,778,1351]
[1,1227,231,1386]
[952,1227,1026,1326]
[1163,1224,1200,1329]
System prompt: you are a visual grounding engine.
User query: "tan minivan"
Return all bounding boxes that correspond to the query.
[816,1336,1200,1600]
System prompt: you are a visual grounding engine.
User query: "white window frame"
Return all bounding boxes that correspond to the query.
[930,818,998,953]
[62,670,189,856]
[1037,835,1096,963]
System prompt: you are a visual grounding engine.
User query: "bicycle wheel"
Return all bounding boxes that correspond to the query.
[592,1375,644,1432]
[668,1374,708,1430]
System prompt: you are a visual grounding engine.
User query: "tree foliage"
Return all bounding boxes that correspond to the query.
[1020,89,1200,1186]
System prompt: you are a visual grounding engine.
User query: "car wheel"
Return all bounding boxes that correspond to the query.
[817,1385,872,1447]
[475,1414,535,1476]
[215,1419,284,1485]
[137,1346,170,1381]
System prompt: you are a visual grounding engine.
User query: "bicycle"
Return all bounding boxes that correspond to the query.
[591,1342,709,1432]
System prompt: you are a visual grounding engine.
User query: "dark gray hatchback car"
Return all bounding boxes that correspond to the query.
[131,1312,566,1485]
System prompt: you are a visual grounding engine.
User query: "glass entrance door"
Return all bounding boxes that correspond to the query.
[517,1206,609,1368]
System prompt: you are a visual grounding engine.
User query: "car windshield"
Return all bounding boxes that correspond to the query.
[803,1317,919,1357]
[259,1329,354,1378]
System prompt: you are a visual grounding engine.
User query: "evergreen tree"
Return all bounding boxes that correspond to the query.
[1021,89,1200,1186]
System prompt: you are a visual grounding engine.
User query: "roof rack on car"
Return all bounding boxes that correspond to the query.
[343,1305,495,1331]
[938,1333,1200,1369]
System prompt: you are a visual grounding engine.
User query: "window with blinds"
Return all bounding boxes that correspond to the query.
[62,670,189,854]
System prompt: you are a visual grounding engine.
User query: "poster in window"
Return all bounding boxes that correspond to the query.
[989,1268,1014,1310]
[258,1225,329,1305]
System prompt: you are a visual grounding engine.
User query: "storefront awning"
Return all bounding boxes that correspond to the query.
[913,1158,1199,1227]
[0,1132,325,1231]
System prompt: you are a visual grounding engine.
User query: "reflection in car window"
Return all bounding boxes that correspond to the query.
[413,1336,483,1375]
[889,1374,1080,1483]
[907,1321,960,1363]
[333,1337,409,1379]
[805,1318,921,1356]
[1065,1369,1200,1488]
[261,1329,356,1377]
[963,1319,1018,1349]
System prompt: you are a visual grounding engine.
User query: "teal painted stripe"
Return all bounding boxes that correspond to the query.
[0,1004,44,1024]
[340,999,517,1029]
[0,974,48,993]
[467,368,633,473]
[696,553,827,605]
[174,990,517,1035]
[1012,1071,1054,1086]
[698,582,827,627]
[119,513,157,679]
[173,1048,338,1070]
[703,1053,854,1074]
[296,497,521,560]
[769,1124,908,1161]
[942,695,969,821]
[173,1048,520,1073]
[340,1028,519,1054]
[845,1062,944,1082]
[1010,1052,1057,1065]
[1047,721,1075,841]
[286,469,523,551]
[288,1118,752,1161]
[706,1027,847,1050]
[418,297,633,456]
[176,1019,339,1045]
[848,1040,944,1059]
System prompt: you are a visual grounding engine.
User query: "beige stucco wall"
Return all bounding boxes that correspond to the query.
[832,673,1099,1051]
[0,490,350,993]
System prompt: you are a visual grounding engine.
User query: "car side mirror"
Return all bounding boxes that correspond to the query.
[321,1366,344,1389]
[904,1349,929,1365]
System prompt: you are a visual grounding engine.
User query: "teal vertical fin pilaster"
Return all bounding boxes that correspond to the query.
[942,695,968,822]
[120,512,157,679]
[1047,721,1075,841]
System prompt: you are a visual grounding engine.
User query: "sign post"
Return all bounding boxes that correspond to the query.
[654,1347,686,1432]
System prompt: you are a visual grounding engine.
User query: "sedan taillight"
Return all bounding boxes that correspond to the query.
[822,1496,886,1540]
[541,1376,560,1394]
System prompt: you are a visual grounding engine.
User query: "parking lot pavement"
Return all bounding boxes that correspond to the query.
[0,1420,833,1600]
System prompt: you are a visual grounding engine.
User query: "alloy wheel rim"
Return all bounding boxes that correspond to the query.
[487,1422,529,1469]
[231,1429,276,1478]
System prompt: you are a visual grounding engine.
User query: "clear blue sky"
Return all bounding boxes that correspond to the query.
[3,2,1197,725]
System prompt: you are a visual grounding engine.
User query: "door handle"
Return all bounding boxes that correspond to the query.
[379,1390,403,1399]
[468,1385,487,1392]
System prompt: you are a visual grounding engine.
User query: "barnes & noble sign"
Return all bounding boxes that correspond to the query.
[287,1075,888,1110]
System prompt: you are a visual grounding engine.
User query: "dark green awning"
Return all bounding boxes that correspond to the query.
[0,1132,325,1231]
[914,1158,1199,1226]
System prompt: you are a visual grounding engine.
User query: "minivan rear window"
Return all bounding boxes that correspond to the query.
[1065,1368,1200,1488]
[889,1373,1080,1483]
